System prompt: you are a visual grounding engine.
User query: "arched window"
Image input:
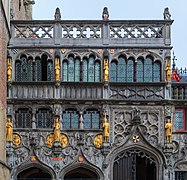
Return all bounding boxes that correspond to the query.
[63,109,79,129]
[15,54,53,82]
[153,61,161,82]
[95,61,101,82]
[36,108,52,128]
[144,56,153,82]
[15,108,32,128]
[82,58,88,82]
[117,57,126,82]
[15,55,33,81]
[83,110,100,129]
[136,58,144,82]
[68,56,75,81]
[15,60,22,81]
[62,60,68,81]
[127,58,134,82]
[88,56,95,82]
[75,58,80,82]
[110,60,117,82]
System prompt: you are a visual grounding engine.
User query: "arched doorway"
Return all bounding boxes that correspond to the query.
[64,167,98,180]
[113,149,157,180]
[17,167,51,180]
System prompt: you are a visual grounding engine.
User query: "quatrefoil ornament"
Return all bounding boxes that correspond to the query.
[133,135,140,143]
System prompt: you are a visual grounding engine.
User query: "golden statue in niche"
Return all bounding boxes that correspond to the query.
[55,57,60,81]
[13,134,21,147]
[54,117,61,142]
[94,134,103,148]
[165,117,172,143]
[102,112,110,142]
[104,58,109,81]
[6,117,13,142]
[7,57,12,81]
[166,61,172,82]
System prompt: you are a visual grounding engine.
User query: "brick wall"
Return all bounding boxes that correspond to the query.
[0,0,10,179]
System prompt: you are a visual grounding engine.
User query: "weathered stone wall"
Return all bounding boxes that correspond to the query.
[10,0,33,20]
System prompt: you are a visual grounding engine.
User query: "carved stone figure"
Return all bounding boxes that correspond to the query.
[55,57,60,81]
[163,7,171,20]
[7,57,12,81]
[104,58,109,81]
[6,117,13,142]
[166,62,172,82]
[46,134,54,148]
[102,112,110,142]
[54,117,61,142]
[102,7,109,20]
[165,117,172,143]
[54,7,61,20]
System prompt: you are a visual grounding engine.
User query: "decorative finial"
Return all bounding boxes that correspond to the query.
[163,7,171,20]
[54,7,61,20]
[172,51,177,72]
[102,7,109,20]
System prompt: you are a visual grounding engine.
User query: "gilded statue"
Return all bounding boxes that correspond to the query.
[7,57,12,81]
[13,134,21,147]
[60,134,68,148]
[166,62,172,82]
[94,134,103,148]
[55,57,60,81]
[102,112,110,142]
[6,117,13,142]
[104,58,109,81]
[54,117,61,142]
[165,117,172,143]
[46,134,54,148]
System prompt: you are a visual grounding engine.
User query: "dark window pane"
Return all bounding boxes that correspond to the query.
[153,62,161,82]
[117,57,126,82]
[175,109,184,130]
[110,61,117,82]
[144,57,153,82]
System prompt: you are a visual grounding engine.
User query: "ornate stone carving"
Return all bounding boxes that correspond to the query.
[13,134,21,147]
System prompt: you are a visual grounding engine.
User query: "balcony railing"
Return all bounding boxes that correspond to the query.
[9,20,173,48]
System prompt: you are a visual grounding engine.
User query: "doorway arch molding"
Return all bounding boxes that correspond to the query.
[11,161,56,179]
[108,144,166,180]
[60,162,104,180]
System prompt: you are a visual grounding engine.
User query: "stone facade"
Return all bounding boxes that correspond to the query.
[5,7,187,180]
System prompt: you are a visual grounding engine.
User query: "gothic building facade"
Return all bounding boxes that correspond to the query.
[6,7,187,180]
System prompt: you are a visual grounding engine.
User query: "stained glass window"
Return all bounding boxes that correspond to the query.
[27,58,33,81]
[95,61,101,82]
[21,57,28,81]
[144,57,153,82]
[75,59,80,82]
[15,108,32,128]
[63,109,79,129]
[82,58,88,82]
[35,58,42,81]
[127,59,134,82]
[36,108,52,128]
[83,110,100,129]
[47,61,53,81]
[68,56,75,82]
[15,61,21,81]
[175,109,185,131]
[110,61,117,82]
[117,57,126,82]
[153,62,161,82]
[175,171,187,180]
[136,59,144,82]
[88,56,95,82]
[62,61,68,81]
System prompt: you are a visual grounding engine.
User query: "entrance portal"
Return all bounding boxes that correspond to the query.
[113,150,157,180]
[17,167,51,180]
[64,167,98,180]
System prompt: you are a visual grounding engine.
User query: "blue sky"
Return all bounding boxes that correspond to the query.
[33,0,187,68]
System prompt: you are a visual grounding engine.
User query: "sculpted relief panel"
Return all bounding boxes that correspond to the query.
[111,106,164,148]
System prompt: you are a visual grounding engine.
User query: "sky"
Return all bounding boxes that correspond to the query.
[33,0,187,68]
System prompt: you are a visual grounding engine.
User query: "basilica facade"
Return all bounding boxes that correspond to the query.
[5,6,187,180]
